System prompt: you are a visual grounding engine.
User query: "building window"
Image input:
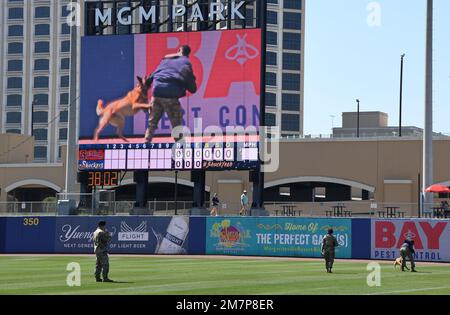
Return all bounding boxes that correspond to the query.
[61,23,71,35]
[34,76,49,89]
[282,73,300,91]
[267,0,278,4]
[6,129,21,135]
[8,42,23,54]
[8,25,23,36]
[60,93,69,105]
[35,24,50,36]
[7,95,22,107]
[267,11,278,25]
[35,7,50,19]
[8,8,23,20]
[283,12,301,30]
[34,146,48,159]
[59,128,68,140]
[283,32,301,50]
[266,51,277,66]
[282,94,300,111]
[61,76,70,88]
[61,5,70,17]
[34,59,50,71]
[60,110,69,123]
[6,112,22,124]
[7,77,22,89]
[282,114,300,131]
[61,58,70,70]
[33,129,48,141]
[265,113,276,127]
[266,92,277,107]
[61,40,70,52]
[267,31,278,45]
[33,94,49,106]
[7,60,23,71]
[33,111,48,123]
[35,41,50,53]
[284,0,302,10]
[266,72,277,86]
[283,53,301,71]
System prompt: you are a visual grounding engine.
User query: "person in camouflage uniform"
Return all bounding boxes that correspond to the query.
[144,45,197,143]
[400,239,417,272]
[321,228,339,273]
[93,220,113,282]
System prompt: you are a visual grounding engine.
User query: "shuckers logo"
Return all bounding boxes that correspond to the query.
[118,221,149,241]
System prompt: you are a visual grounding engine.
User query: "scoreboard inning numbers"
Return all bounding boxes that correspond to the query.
[78,139,259,171]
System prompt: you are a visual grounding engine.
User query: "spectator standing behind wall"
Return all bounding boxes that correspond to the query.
[240,190,249,216]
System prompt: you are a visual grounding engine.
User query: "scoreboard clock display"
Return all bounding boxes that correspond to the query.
[78,137,260,171]
[87,171,121,187]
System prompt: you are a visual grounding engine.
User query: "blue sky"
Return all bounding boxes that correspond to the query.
[304,0,450,135]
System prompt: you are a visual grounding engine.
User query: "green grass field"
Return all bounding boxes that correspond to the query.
[1,255,450,295]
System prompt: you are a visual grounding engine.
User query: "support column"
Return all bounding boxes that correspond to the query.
[190,170,209,215]
[77,172,92,211]
[133,171,149,214]
[250,169,269,216]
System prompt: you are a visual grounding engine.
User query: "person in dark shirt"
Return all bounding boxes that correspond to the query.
[400,239,417,272]
[210,193,220,216]
[144,45,197,143]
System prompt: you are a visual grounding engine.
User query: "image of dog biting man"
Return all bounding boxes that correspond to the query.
[94,76,152,142]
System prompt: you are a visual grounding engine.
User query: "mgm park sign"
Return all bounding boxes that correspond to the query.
[93,1,247,27]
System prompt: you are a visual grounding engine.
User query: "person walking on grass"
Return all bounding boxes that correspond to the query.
[321,228,339,273]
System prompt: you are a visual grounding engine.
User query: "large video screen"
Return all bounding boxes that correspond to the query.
[78,29,261,171]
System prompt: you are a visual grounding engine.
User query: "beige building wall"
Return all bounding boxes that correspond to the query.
[2,135,450,214]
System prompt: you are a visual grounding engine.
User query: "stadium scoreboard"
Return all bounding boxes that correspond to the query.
[78,137,259,171]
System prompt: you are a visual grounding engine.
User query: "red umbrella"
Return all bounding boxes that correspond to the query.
[425,184,450,193]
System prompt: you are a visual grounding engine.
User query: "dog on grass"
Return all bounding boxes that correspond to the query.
[394,257,410,270]
[94,76,152,142]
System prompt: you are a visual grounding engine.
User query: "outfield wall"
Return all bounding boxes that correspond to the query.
[0,216,449,262]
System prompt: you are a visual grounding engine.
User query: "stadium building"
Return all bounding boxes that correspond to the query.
[0,0,305,164]
[2,115,450,216]
[0,0,73,163]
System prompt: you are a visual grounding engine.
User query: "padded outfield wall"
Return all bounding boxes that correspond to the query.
[0,216,449,263]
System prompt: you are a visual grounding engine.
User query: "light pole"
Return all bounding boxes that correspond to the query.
[174,170,178,215]
[423,0,434,216]
[330,115,335,135]
[356,99,360,138]
[399,53,405,137]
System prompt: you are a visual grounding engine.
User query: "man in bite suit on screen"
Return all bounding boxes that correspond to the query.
[144,45,197,143]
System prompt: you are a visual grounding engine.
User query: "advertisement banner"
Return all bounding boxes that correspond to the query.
[205,217,352,258]
[55,216,189,254]
[2,217,56,253]
[371,219,450,262]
